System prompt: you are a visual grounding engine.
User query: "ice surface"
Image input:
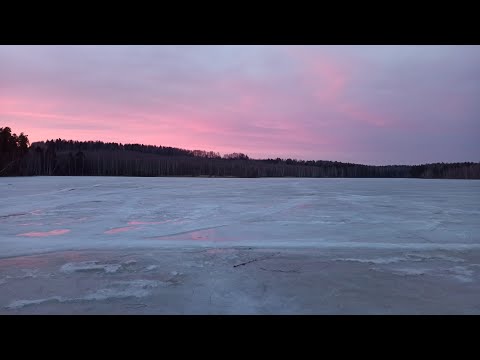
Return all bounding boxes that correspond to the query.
[448,266,475,282]
[7,296,67,309]
[104,226,138,234]
[1,177,479,257]
[17,229,70,237]
[6,279,162,309]
[1,177,479,314]
[60,261,122,274]
[81,280,161,301]
[334,253,466,265]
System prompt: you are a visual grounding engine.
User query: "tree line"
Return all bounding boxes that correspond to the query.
[1,126,479,178]
[0,127,30,176]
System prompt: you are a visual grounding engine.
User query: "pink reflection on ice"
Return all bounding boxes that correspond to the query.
[19,222,44,226]
[29,210,44,216]
[104,226,137,234]
[17,229,70,237]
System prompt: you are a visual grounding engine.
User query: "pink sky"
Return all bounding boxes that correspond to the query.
[1,45,479,165]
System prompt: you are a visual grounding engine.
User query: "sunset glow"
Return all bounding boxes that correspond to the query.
[1,45,479,164]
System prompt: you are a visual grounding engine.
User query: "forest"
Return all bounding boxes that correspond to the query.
[1,126,479,178]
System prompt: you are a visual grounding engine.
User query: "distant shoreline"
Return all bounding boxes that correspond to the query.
[2,175,479,180]
[2,128,479,179]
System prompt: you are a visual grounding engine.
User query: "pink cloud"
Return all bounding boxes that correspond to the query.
[1,45,479,164]
[338,103,388,127]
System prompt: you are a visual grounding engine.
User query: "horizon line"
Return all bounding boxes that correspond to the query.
[30,138,480,168]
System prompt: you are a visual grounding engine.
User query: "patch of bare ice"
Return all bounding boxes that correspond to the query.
[334,256,413,265]
[389,268,428,276]
[6,280,162,309]
[406,254,465,263]
[19,269,39,278]
[7,296,67,309]
[60,261,121,274]
[82,280,160,301]
[448,266,475,283]
[335,253,465,265]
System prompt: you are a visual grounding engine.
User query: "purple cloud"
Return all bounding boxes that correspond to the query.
[1,45,479,164]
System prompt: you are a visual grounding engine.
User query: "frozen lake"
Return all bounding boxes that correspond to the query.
[1,177,480,314]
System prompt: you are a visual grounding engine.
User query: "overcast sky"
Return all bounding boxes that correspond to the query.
[1,45,479,164]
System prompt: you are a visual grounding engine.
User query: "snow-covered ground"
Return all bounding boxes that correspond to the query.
[1,177,479,314]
